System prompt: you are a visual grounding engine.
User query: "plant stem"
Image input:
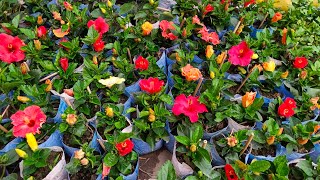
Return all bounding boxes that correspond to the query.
[180,17,186,29]
[236,65,259,93]
[97,139,106,151]
[127,48,132,64]
[258,12,269,29]
[39,72,58,82]
[240,133,254,156]
[0,105,10,133]
[193,78,203,96]
[157,7,170,12]
[0,166,5,179]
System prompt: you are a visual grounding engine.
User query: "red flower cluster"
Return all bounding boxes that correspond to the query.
[278,97,296,118]
[115,139,134,156]
[224,164,239,180]
[135,56,149,71]
[228,41,253,67]
[11,105,47,138]
[0,33,25,63]
[198,26,220,45]
[37,26,47,38]
[159,20,178,40]
[87,17,109,36]
[60,57,69,72]
[139,77,164,94]
[293,57,308,69]
[203,4,214,16]
[93,38,105,52]
[172,94,208,123]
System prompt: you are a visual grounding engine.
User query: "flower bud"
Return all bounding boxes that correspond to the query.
[297,138,308,145]
[266,136,275,145]
[251,53,259,59]
[175,52,181,62]
[15,148,28,158]
[205,45,214,59]
[112,48,118,56]
[74,149,85,159]
[300,70,307,80]
[216,52,226,64]
[93,55,98,65]
[281,71,289,79]
[277,128,284,136]
[66,114,77,125]
[238,67,247,74]
[210,71,215,79]
[107,0,113,8]
[34,40,41,51]
[17,96,31,103]
[45,79,52,92]
[149,0,154,5]
[100,7,107,14]
[37,15,43,25]
[182,28,187,38]
[63,1,73,11]
[20,62,30,74]
[190,144,197,152]
[26,133,38,151]
[80,158,89,166]
[148,114,156,122]
[64,89,74,96]
[105,107,114,118]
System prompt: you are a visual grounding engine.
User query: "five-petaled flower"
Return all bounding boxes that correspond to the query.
[99,76,125,88]
[159,20,178,40]
[172,94,208,123]
[115,139,134,156]
[293,57,308,69]
[198,26,220,45]
[228,41,253,67]
[87,16,109,36]
[0,33,25,63]
[181,64,202,81]
[10,105,46,138]
[135,56,149,71]
[139,77,164,94]
[224,164,239,180]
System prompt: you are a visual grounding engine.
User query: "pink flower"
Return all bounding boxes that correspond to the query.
[172,94,208,123]
[10,105,47,138]
[228,41,253,66]
[102,163,111,179]
[0,33,25,63]
[159,20,178,40]
[192,15,201,25]
[87,17,109,35]
[198,27,220,45]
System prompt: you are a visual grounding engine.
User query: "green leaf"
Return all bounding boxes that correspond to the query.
[20,28,36,39]
[296,160,313,176]
[157,160,176,180]
[273,155,289,176]
[2,173,19,180]
[249,160,271,172]
[0,149,19,166]
[175,136,190,146]
[193,157,221,179]
[159,94,173,105]
[12,14,20,28]
[119,3,135,14]
[59,123,69,133]
[190,124,203,143]
[103,153,119,167]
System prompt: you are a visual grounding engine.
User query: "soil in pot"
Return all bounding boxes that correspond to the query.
[251,145,276,157]
[69,168,97,180]
[258,89,281,99]
[32,151,62,179]
[205,120,228,134]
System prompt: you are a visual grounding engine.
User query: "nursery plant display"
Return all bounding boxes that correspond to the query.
[0,0,320,179]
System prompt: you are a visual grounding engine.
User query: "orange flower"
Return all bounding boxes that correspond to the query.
[267,136,275,145]
[37,15,43,25]
[181,64,202,81]
[297,138,308,145]
[271,12,282,23]
[205,45,214,59]
[226,136,238,147]
[216,51,226,64]
[310,97,320,111]
[66,114,77,125]
[282,28,287,45]
[281,70,289,79]
[242,92,256,108]
[52,12,62,21]
[45,79,52,92]
[300,70,307,80]
[53,28,69,38]
[141,21,153,36]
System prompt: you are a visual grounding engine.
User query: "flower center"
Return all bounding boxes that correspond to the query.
[284,109,289,114]
[298,60,302,63]
[188,99,193,105]
[121,142,127,148]
[7,43,14,52]
[239,49,244,54]
[24,117,35,127]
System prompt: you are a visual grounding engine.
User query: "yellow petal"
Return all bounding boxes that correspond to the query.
[26,133,38,151]
[15,148,28,158]
[99,76,125,88]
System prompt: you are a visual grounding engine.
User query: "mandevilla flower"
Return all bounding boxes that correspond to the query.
[141,21,153,36]
[115,139,134,156]
[293,57,308,69]
[0,33,25,63]
[181,64,202,81]
[159,20,178,40]
[60,57,69,72]
[272,12,282,22]
[172,94,208,123]
[224,164,239,180]
[228,41,253,67]
[37,26,47,38]
[242,92,256,108]
[93,38,105,52]
[98,76,125,88]
[139,77,164,94]
[135,56,149,70]
[87,17,109,36]
[10,105,46,138]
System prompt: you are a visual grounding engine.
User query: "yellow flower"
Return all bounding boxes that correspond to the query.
[17,96,31,103]
[66,114,77,125]
[148,108,155,122]
[98,76,125,88]
[74,149,85,159]
[251,53,259,59]
[45,79,52,92]
[205,45,214,59]
[34,40,41,51]
[175,52,181,62]
[242,92,256,108]
[210,71,215,79]
[273,0,292,11]
[15,148,28,158]
[190,144,197,152]
[105,107,114,118]
[26,133,38,152]
[149,0,155,5]
[100,7,106,14]
[313,0,319,7]
[216,52,226,64]
[93,55,98,65]
[235,24,244,35]
[262,60,276,72]
[226,136,238,147]
[37,16,43,25]
[107,0,113,8]
[281,71,289,79]
[27,176,34,180]
[142,22,153,36]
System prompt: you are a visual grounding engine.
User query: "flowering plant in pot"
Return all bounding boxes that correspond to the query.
[101,133,138,179]
[66,143,102,180]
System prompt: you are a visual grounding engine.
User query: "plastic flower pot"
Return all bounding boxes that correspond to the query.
[210,140,226,166]
[19,146,68,180]
[249,26,275,39]
[53,98,68,123]
[39,130,63,148]
[171,142,194,178]
[131,138,163,156]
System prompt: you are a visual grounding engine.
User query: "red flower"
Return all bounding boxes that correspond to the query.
[284,97,297,108]
[159,20,178,40]
[293,57,308,69]
[278,102,295,118]
[63,1,73,11]
[135,56,149,71]
[60,57,69,72]
[139,77,164,94]
[228,41,253,66]
[115,139,134,156]
[225,164,239,180]
[203,4,214,16]
[87,17,109,35]
[244,0,255,8]
[172,94,208,123]
[93,38,105,52]
[198,26,220,45]
[37,26,47,38]
[0,33,25,63]
[10,105,47,138]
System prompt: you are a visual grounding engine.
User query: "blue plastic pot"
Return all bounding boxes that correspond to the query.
[39,130,63,148]
[249,26,275,39]
[132,138,163,156]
